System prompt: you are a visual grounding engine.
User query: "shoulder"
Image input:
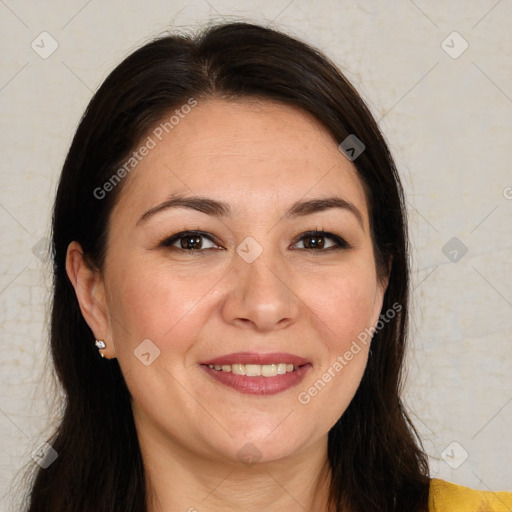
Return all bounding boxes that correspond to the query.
[428,478,512,511]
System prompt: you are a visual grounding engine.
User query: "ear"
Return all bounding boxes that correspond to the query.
[370,255,392,327]
[65,241,115,359]
[380,255,392,298]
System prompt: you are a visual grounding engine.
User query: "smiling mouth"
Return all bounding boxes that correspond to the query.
[199,352,311,394]
[200,361,311,395]
[205,363,300,377]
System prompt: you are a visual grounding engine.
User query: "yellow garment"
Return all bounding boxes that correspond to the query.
[429,478,512,511]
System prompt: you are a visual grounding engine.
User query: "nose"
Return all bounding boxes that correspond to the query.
[221,247,300,332]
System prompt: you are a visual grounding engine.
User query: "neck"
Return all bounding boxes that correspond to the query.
[140,429,333,512]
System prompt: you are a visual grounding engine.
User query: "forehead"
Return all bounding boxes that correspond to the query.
[111,98,369,225]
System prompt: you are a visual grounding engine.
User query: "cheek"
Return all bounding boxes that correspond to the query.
[294,262,379,415]
[306,263,381,345]
[105,261,221,352]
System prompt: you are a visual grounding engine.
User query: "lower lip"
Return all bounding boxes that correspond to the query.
[200,364,312,395]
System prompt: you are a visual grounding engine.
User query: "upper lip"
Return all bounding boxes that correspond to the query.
[200,352,310,366]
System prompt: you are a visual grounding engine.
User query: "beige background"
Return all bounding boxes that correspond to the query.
[1,1,511,509]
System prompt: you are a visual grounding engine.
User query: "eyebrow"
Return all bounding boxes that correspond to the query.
[136,194,364,229]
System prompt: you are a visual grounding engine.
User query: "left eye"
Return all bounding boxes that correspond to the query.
[293,231,348,251]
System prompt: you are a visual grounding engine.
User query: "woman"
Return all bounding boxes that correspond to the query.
[21,21,511,511]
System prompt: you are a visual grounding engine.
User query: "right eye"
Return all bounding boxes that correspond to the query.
[159,231,223,252]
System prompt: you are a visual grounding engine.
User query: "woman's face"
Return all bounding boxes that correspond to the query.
[81,98,387,464]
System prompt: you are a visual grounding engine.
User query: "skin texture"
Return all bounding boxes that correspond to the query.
[66,98,388,512]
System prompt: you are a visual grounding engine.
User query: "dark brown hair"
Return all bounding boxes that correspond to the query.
[20,21,429,511]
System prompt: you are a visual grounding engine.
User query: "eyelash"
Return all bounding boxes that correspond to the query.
[159,229,351,253]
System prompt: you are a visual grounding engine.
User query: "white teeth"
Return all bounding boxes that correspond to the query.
[277,363,287,374]
[261,364,277,377]
[245,364,261,376]
[231,363,245,375]
[207,363,299,376]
